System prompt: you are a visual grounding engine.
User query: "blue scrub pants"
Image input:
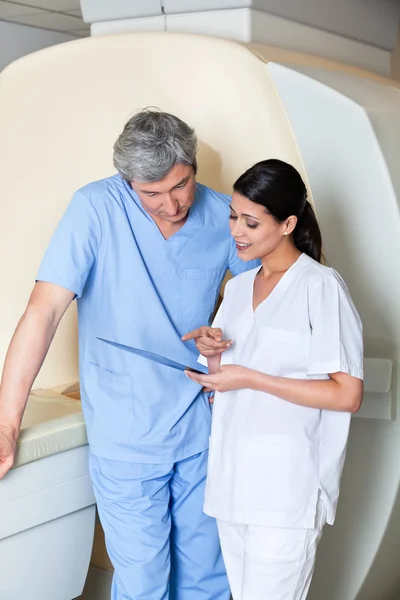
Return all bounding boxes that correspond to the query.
[89,450,230,600]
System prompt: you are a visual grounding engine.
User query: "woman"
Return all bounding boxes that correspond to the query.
[183,159,363,600]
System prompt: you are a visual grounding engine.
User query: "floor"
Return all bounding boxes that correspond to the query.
[77,566,112,600]
[77,566,400,600]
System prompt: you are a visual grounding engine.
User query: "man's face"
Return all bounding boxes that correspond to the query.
[130,163,197,226]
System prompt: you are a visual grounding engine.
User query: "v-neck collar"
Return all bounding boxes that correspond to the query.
[121,176,204,242]
[251,253,305,314]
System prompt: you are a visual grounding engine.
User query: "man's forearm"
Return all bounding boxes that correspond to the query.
[0,307,59,434]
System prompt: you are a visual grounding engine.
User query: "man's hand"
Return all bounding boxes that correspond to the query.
[0,423,17,479]
[185,364,252,393]
[182,326,233,357]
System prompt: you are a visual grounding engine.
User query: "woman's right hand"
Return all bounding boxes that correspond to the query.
[182,326,233,357]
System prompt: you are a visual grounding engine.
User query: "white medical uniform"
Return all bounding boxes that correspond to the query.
[200,253,363,600]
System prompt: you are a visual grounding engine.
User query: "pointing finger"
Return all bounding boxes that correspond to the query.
[181,327,205,342]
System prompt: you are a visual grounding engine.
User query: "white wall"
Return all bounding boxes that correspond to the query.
[0,20,76,72]
[82,0,400,51]
[165,0,400,51]
[90,9,392,76]
[250,0,400,51]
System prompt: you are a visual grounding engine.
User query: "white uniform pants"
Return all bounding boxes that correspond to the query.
[217,502,326,600]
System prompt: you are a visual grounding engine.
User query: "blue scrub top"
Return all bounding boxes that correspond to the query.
[37,174,259,462]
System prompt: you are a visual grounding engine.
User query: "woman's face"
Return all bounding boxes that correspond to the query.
[229,192,296,262]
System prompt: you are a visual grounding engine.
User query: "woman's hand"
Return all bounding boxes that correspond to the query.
[182,326,232,357]
[185,365,252,393]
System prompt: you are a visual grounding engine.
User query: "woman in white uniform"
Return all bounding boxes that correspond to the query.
[184,159,364,600]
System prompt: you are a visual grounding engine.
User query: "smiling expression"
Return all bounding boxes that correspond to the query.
[229,192,297,261]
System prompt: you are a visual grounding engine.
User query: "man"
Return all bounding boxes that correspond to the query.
[0,109,258,599]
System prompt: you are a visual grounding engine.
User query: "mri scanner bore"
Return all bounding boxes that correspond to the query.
[0,32,399,600]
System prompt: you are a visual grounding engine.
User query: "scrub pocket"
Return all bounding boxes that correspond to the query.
[83,362,134,444]
[178,268,221,317]
[244,435,311,513]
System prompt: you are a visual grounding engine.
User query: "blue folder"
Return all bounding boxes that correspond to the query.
[97,338,207,374]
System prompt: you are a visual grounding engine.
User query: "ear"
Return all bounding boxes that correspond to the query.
[283,215,298,236]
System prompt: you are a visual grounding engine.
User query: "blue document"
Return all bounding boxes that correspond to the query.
[97,338,207,374]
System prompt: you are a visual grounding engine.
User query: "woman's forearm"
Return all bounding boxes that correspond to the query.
[248,370,362,413]
[207,354,221,374]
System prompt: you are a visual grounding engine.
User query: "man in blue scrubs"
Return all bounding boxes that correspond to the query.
[0,109,258,599]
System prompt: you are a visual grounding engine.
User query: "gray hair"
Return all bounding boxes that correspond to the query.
[113,108,198,182]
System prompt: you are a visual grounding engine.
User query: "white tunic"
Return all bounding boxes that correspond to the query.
[200,253,363,529]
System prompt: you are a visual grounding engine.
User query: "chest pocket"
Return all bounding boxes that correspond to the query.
[178,268,222,318]
[251,327,310,376]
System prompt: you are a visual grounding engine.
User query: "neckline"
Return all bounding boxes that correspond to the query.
[251,253,305,313]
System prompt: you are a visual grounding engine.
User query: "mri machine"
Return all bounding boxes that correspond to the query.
[0,32,399,600]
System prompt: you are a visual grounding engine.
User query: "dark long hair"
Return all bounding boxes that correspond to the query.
[233,159,322,263]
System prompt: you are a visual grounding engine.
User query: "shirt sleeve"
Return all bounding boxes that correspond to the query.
[36,190,102,298]
[228,236,261,276]
[308,270,363,379]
